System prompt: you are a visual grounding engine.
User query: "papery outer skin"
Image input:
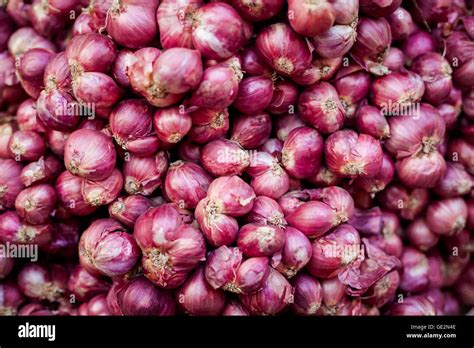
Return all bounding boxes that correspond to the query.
[109,195,154,228]
[321,277,347,308]
[240,268,293,315]
[448,138,474,175]
[406,218,439,251]
[164,161,212,209]
[378,184,429,220]
[247,151,290,199]
[306,224,362,279]
[325,130,383,178]
[307,186,355,223]
[256,23,312,77]
[366,215,403,257]
[188,62,242,110]
[0,159,24,210]
[231,0,284,21]
[205,246,270,294]
[222,299,250,315]
[188,108,229,144]
[410,0,451,25]
[396,151,446,188]
[272,227,312,278]
[107,0,160,49]
[206,176,256,217]
[153,106,192,144]
[387,7,415,41]
[278,190,311,217]
[46,129,69,157]
[246,196,286,227]
[17,263,68,302]
[67,265,111,302]
[291,273,323,315]
[427,253,444,289]
[29,0,66,38]
[364,270,400,308]
[312,25,357,59]
[235,257,270,293]
[8,130,46,162]
[402,31,436,64]
[72,72,123,109]
[152,48,203,94]
[307,165,341,187]
[348,207,383,235]
[360,0,401,17]
[288,0,335,37]
[267,81,299,115]
[112,49,135,87]
[354,105,390,140]
[66,33,116,74]
[0,124,16,159]
[157,0,203,49]
[426,198,468,236]
[233,76,274,115]
[0,211,52,247]
[350,17,392,75]
[110,99,158,156]
[134,204,206,288]
[81,169,123,207]
[371,71,425,111]
[192,3,246,60]
[329,0,358,25]
[230,112,272,149]
[72,12,98,36]
[240,45,273,76]
[195,197,240,247]
[36,89,81,132]
[260,139,283,160]
[64,129,116,181]
[275,114,306,142]
[298,82,345,134]
[399,247,430,293]
[123,152,168,196]
[338,238,401,296]
[354,154,395,194]
[201,139,250,176]
[55,171,97,216]
[384,47,405,72]
[237,223,285,257]
[78,219,141,278]
[205,245,242,290]
[80,294,112,316]
[177,266,226,315]
[111,277,176,316]
[335,69,371,116]
[15,184,57,224]
[411,52,452,105]
[8,27,56,58]
[282,127,324,179]
[17,48,55,99]
[389,295,436,315]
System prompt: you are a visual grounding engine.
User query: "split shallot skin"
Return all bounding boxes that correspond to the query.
[0,0,471,319]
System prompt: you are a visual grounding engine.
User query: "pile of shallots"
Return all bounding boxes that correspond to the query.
[0,0,473,317]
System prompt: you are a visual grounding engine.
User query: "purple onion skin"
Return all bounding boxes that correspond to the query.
[115,277,176,316]
[1,0,473,320]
